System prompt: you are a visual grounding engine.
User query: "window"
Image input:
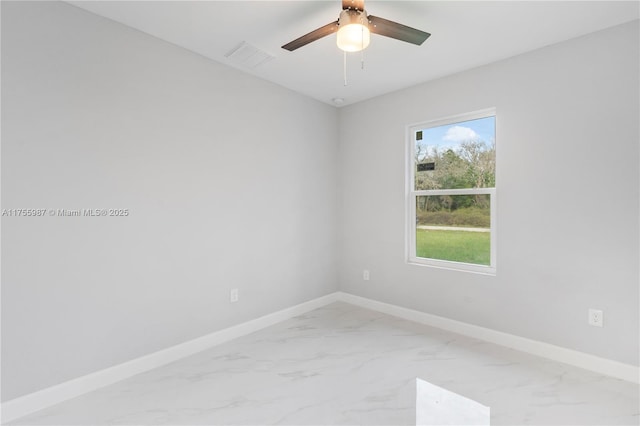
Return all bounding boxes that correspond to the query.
[407,109,496,274]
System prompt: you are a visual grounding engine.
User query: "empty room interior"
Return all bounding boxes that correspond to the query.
[1,1,639,425]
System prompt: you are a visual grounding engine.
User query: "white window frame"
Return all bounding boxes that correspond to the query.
[406,108,497,275]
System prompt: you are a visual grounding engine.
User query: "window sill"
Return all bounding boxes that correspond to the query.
[407,257,496,276]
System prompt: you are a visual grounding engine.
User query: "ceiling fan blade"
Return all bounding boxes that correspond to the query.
[282,21,339,51]
[342,0,365,12]
[368,15,431,46]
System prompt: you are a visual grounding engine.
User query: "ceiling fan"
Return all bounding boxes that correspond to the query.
[282,0,431,52]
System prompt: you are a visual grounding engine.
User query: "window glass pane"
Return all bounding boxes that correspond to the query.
[415,194,490,265]
[414,117,495,190]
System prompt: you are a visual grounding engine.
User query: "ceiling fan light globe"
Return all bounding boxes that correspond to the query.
[337,24,370,52]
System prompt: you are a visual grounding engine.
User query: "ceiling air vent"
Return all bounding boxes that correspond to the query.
[225,42,274,69]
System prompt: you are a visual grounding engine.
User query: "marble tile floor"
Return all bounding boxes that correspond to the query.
[9,302,639,425]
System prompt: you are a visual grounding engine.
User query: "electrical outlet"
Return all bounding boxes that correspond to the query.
[230,289,239,303]
[588,308,603,327]
[363,269,370,281]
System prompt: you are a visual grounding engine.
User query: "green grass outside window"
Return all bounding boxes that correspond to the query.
[416,229,490,265]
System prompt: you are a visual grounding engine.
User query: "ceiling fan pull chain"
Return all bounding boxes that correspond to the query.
[344,50,348,86]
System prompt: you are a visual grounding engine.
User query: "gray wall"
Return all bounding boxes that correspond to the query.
[1,1,338,400]
[338,20,639,366]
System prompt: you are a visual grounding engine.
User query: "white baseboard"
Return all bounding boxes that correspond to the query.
[4,291,637,423]
[335,292,640,384]
[1,292,339,424]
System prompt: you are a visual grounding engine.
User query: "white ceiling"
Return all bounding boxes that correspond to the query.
[67,1,639,107]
